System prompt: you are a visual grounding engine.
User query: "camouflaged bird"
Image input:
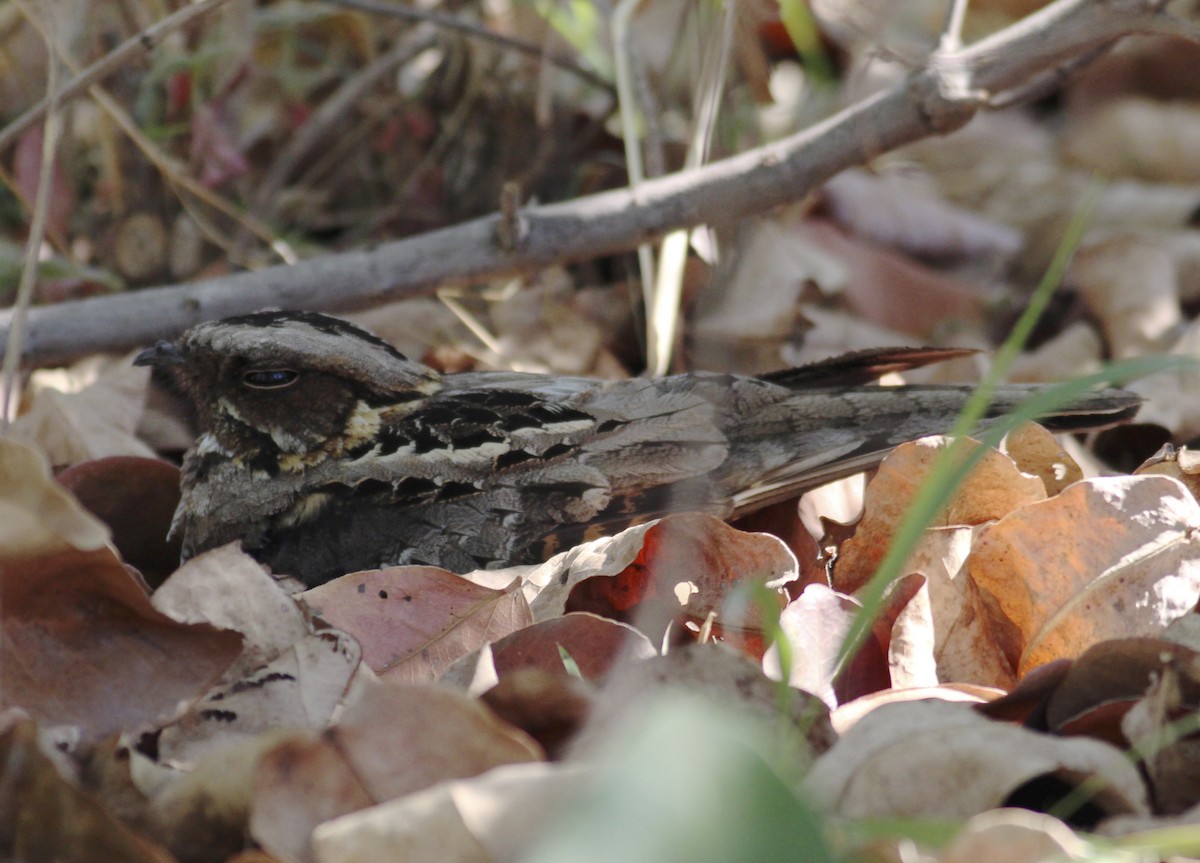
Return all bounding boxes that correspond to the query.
[135,310,1141,587]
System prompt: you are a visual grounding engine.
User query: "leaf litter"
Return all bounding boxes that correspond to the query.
[7,1,1200,861]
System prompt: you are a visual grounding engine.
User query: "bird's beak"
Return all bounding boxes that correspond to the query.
[134,340,184,367]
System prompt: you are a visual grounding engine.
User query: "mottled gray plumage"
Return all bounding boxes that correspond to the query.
[136,311,1140,586]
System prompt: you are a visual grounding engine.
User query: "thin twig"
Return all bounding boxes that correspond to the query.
[1,2,62,424]
[0,0,238,154]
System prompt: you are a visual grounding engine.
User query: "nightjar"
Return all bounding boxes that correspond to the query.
[135,310,1140,586]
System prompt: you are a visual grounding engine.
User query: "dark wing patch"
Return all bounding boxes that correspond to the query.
[762,347,978,391]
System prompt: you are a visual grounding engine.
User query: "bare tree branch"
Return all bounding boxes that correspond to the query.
[0,0,1172,367]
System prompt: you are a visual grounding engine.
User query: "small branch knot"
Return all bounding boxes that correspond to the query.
[494,181,529,253]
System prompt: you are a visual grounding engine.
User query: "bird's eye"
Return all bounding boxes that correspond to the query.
[242,369,299,389]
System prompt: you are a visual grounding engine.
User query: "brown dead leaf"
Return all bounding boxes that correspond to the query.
[490,612,655,682]
[301,565,532,681]
[0,720,174,863]
[830,684,1002,736]
[1003,422,1084,497]
[762,582,916,708]
[0,440,241,742]
[251,733,375,863]
[439,613,656,697]
[312,762,593,863]
[1121,662,1200,815]
[835,436,1046,594]
[250,682,541,863]
[1135,443,1200,502]
[564,513,797,656]
[152,545,367,761]
[480,669,595,760]
[1044,639,1200,746]
[56,456,182,587]
[804,699,1148,821]
[968,476,1200,675]
[940,809,1090,863]
[579,643,836,758]
[887,526,1016,690]
[7,354,156,466]
[796,220,986,338]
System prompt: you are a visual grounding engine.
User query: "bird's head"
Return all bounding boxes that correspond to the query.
[135,310,442,459]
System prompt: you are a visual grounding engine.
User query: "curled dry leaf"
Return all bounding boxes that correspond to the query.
[0,439,241,742]
[803,699,1148,821]
[968,475,1200,675]
[1003,422,1083,497]
[563,513,797,655]
[764,580,921,708]
[441,612,657,695]
[835,436,1046,594]
[251,682,542,863]
[153,545,367,762]
[830,684,1002,736]
[939,808,1090,863]
[886,525,1017,690]
[55,456,183,587]
[312,762,593,863]
[1135,443,1200,502]
[0,720,174,863]
[1043,639,1200,745]
[1119,659,1200,815]
[301,565,533,682]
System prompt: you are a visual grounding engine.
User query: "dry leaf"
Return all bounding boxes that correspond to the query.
[804,699,1148,820]
[886,525,1016,690]
[480,669,595,760]
[251,682,542,863]
[312,762,593,863]
[302,566,532,681]
[829,684,1001,736]
[835,436,1046,594]
[55,456,182,587]
[579,643,836,758]
[1134,443,1200,502]
[940,808,1090,863]
[1119,660,1200,814]
[0,720,174,863]
[0,440,241,741]
[563,513,797,654]
[1002,422,1083,497]
[7,355,156,465]
[967,475,1200,675]
[795,220,986,339]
